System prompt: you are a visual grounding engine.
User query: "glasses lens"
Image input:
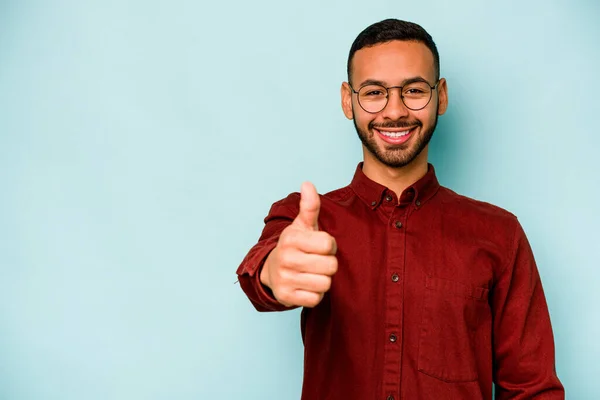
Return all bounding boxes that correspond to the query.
[358,85,388,113]
[402,82,432,110]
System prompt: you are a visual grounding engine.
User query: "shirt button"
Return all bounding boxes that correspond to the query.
[385,195,393,202]
[389,333,397,343]
[391,273,399,282]
[371,201,377,206]
[394,221,403,229]
[415,199,421,207]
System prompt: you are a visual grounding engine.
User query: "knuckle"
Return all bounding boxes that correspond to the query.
[279,231,294,248]
[317,231,329,242]
[271,285,283,299]
[278,268,293,285]
[308,275,328,293]
[278,250,293,268]
[319,276,332,292]
[318,232,336,253]
[307,293,324,308]
[313,232,329,252]
[317,256,337,276]
[276,287,293,304]
[329,257,338,274]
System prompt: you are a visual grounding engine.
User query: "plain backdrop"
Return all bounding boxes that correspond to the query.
[0,0,598,398]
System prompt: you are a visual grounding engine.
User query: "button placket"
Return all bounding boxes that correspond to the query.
[383,208,406,397]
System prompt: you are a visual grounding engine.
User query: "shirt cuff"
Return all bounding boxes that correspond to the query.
[237,237,293,312]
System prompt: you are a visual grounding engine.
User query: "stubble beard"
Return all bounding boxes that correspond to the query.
[353,111,439,169]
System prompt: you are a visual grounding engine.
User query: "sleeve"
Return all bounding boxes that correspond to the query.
[492,219,565,399]
[236,193,301,312]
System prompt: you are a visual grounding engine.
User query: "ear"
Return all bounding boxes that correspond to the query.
[340,82,354,120]
[436,78,448,115]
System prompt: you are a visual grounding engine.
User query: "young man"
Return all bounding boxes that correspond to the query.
[236,19,564,400]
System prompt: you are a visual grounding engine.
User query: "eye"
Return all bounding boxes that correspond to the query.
[403,82,431,97]
[359,85,387,98]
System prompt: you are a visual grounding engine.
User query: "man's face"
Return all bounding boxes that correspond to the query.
[341,40,448,169]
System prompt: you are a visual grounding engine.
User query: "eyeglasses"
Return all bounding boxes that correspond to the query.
[349,79,440,113]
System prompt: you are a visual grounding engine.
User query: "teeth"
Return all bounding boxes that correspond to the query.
[379,129,410,138]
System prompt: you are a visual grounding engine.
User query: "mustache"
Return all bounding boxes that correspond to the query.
[370,120,422,129]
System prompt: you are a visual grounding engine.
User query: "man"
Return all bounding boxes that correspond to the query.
[236,19,564,400]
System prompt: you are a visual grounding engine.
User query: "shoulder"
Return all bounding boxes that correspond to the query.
[264,185,353,220]
[323,186,354,203]
[437,186,518,225]
[265,192,300,220]
[435,186,524,254]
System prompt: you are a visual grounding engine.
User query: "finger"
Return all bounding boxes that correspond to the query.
[290,289,324,308]
[291,272,332,293]
[293,181,320,231]
[282,230,337,255]
[283,253,338,276]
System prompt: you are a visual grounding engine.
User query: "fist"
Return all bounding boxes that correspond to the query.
[260,182,338,308]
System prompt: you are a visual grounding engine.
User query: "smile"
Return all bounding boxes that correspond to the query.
[379,130,410,138]
[374,127,417,145]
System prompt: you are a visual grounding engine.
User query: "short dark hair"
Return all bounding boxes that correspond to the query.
[347,19,440,84]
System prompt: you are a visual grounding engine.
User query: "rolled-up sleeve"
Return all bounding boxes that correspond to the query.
[236,194,300,312]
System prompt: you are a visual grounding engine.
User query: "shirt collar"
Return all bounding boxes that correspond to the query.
[349,162,440,209]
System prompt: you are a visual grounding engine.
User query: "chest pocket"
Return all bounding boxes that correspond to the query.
[417,275,490,382]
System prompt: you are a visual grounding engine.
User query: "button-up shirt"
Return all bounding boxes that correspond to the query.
[236,163,564,400]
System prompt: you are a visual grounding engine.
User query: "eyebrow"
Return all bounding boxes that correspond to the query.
[357,76,431,88]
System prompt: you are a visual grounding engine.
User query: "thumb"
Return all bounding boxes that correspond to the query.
[294,181,320,231]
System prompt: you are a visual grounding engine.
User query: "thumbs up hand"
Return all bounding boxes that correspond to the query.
[260,182,338,308]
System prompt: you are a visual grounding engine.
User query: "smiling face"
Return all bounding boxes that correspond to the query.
[341,40,448,170]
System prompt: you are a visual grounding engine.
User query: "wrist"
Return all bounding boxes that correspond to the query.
[260,249,275,289]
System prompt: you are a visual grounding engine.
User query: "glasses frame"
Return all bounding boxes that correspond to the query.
[349,79,440,113]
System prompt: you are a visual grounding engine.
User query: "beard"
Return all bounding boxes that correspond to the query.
[353,111,438,168]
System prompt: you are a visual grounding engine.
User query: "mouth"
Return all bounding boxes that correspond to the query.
[373,126,418,145]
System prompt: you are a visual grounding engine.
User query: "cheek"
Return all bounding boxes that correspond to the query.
[354,109,376,130]
[413,110,436,126]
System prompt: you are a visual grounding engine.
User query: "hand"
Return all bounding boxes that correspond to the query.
[260,182,338,307]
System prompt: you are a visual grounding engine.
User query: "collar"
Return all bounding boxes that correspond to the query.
[349,162,440,209]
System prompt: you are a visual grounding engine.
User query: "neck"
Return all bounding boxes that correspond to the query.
[362,147,430,199]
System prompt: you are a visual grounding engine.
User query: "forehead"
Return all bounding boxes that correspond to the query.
[351,40,436,84]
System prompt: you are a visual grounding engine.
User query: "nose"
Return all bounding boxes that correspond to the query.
[381,87,410,120]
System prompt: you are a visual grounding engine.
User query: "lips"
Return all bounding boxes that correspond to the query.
[374,126,417,145]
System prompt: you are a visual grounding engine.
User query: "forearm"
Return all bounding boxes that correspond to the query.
[236,194,304,312]
[238,271,293,312]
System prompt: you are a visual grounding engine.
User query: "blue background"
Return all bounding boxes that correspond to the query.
[0,0,598,398]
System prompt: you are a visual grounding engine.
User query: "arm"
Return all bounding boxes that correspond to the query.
[236,199,299,312]
[492,219,565,399]
[236,184,337,312]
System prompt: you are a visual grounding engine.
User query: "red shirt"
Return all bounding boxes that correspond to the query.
[237,163,564,400]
